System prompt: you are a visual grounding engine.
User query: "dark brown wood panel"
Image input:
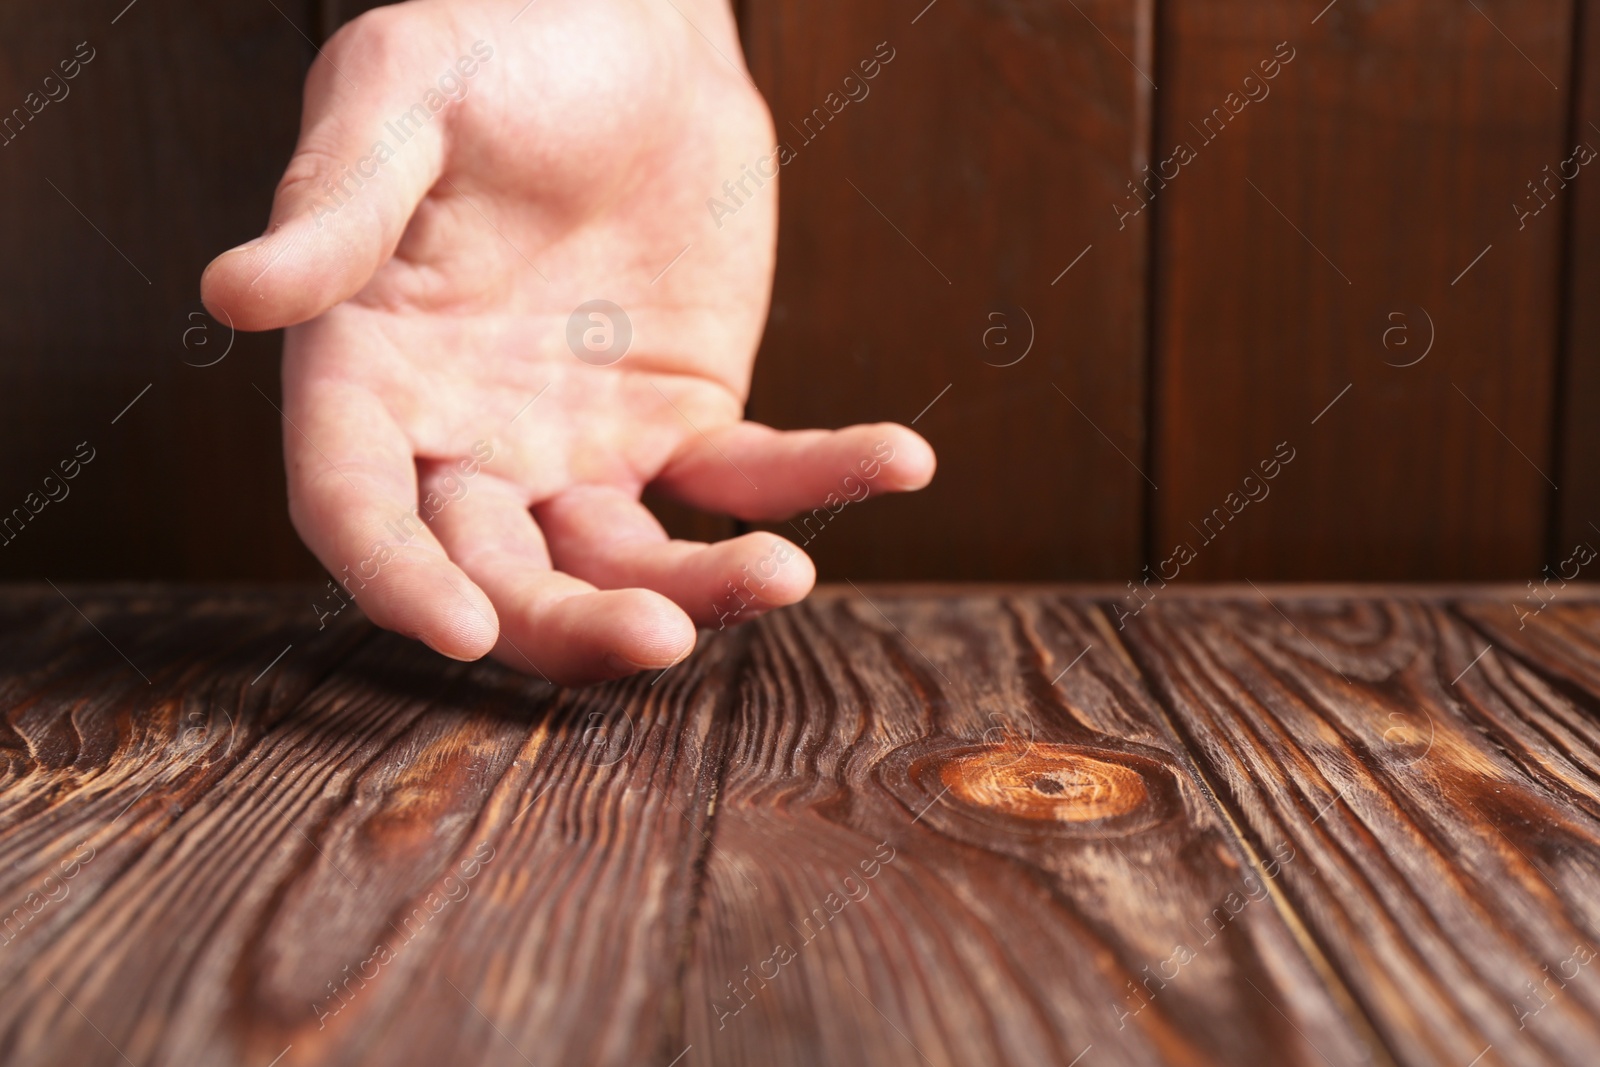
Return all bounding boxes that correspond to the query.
[739,0,1155,579]
[1557,2,1600,555]
[1118,593,1600,1064]
[0,0,316,583]
[0,0,1591,583]
[1149,0,1573,580]
[681,589,1374,1066]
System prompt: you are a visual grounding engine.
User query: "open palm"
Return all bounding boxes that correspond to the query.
[202,0,934,683]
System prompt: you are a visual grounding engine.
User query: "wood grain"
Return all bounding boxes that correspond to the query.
[680,589,1374,1066]
[1457,591,1600,701]
[0,588,738,1066]
[11,586,1600,1066]
[1119,592,1600,1064]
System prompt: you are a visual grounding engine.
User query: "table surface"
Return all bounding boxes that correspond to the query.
[4,584,1600,1067]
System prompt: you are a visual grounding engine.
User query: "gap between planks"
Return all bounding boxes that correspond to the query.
[663,626,755,1063]
[1090,600,1405,1067]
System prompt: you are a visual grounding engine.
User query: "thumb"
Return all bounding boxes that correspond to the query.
[201,11,459,331]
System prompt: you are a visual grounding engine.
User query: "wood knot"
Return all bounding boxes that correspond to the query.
[937,745,1151,824]
[886,740,1183,842]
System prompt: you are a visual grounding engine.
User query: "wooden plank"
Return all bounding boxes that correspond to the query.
[1149,0,1573,579]
[21,586,1600,1066]
[680,589,1377,1066]
[0,0,316,582]
[0,591,740,1066]
[738,0,1155,579]
[1118,592,1600,1065]
[1557,3,1600,552]
[0,588,369,988]
[1457,592,1600,701]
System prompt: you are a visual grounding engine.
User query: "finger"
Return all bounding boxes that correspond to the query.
[285,379,498,661]
[650,421,936,522]
[535,486,815,628]
[420,469,696,685]
[201,8,457,330]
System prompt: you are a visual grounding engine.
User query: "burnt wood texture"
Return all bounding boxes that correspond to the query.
[7,584,1600,1066]
[0,0,1590,585]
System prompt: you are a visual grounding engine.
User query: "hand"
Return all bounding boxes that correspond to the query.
[201,0,935,684]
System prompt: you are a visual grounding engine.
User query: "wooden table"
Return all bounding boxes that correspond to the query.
[4,584,1600,1067]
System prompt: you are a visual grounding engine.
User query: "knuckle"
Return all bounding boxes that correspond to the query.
[321,6,412,75]
[275,145,343,205]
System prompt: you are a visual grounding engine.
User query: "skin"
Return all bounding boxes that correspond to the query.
[201,0,935,685]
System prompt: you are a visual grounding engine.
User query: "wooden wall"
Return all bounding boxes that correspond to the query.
[0,0,1589,584]
[0,0,315,581]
